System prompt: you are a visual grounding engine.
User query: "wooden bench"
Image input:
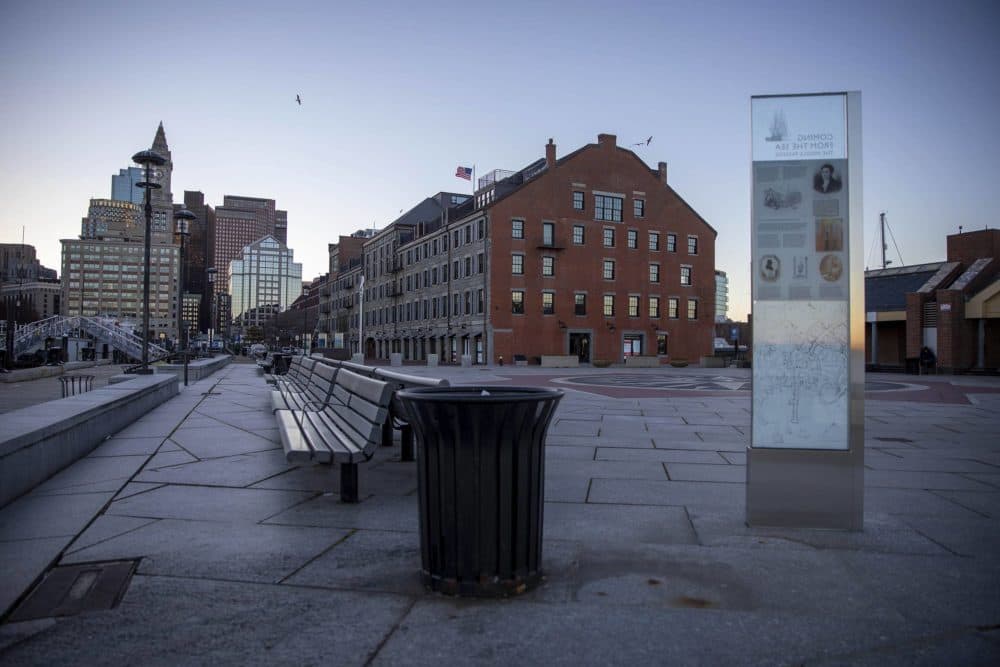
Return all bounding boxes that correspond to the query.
[271,361,335,413]
[275,368,393,502]
[372,367,449,461]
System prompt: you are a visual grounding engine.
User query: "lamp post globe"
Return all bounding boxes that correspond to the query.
[132,149,167,374]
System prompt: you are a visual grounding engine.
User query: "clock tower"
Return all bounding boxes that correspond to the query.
[149,121,174,243]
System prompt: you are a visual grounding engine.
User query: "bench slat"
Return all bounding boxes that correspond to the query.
[276,409,314,463]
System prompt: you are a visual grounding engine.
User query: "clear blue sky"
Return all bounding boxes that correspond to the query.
[2,0,998,319]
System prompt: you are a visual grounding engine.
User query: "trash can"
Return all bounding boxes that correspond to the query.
[397,386,563,597]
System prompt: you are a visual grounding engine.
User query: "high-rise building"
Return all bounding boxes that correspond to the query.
[1,243,47,283]
[715,270,729,322]
[275,209,288,245]
[211,195,283,303]
[80,199,141,240]
[60,123,179,338]
[175,191,215,332]
[229,235,302,328]
[111,167,144,206]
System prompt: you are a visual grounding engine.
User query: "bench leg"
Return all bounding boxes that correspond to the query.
[401,425,415,462]
[340,463,359,503]
[381,419,393,447]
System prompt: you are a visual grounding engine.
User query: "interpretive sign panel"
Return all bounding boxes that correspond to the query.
[751,93,851,450]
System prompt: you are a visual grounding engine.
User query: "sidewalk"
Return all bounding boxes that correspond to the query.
[1,363,998,665]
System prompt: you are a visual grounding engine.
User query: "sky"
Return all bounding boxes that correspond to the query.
[2,0,998,320]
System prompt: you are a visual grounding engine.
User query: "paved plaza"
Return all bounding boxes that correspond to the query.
[1,361,998,665]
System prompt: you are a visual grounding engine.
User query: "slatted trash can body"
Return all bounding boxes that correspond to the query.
[397,386,563,597]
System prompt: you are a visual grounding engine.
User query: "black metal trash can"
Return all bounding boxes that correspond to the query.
[397,386,563,597]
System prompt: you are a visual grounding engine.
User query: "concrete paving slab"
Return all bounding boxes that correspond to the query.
[29,456,142,496]
[665,462,745,483]
[899,515,1000,558]
[86,437,165,458]
[588,477,745,511]
[545,459,669,481]
[284,529,425,595]
[264,492,420,532]
[63,518,350,584]
[113,482,164,501]
[0,575,412,666]
[864,469,997,491]
[0,492,113,541]
[134,450,295,488]
[543,474,591,503]
[142,449,197,469]
[170,425,279,459]
[928,489,1000,518]
[64,515,157,554]
[105,485,313,523]
[545,445,597,461]
[596,447,727,464]
[0,537,67,624]
[543,502,696,545]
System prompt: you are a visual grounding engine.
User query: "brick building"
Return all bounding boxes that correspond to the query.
[865,228,1000,372]
[324,133,716,364]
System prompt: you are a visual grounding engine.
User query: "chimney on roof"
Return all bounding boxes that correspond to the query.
[658,161,668,184]
[545,138,556,168]
[598,133,617,149]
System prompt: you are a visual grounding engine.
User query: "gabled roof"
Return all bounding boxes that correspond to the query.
[865,262,945,311]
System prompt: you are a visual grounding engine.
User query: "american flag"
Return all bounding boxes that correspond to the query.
[455,166,472,180]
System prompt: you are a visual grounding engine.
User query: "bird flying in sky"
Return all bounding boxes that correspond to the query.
[296,94,302,105]
[632,136,652,147]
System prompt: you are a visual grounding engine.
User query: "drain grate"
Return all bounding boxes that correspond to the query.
[874,437,914,443]
[9,560,138,622]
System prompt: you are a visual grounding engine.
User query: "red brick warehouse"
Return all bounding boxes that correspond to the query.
[486,133,717,364]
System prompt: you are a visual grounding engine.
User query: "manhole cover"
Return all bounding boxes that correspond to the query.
[8,560,138,622]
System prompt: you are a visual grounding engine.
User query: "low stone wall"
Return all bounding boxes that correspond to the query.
[157,354,231,381]
[541,355,580,368]
[701,356,727,368]
[0,374,179,509]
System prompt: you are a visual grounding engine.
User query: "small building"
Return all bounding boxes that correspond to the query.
[865,229,1000,372]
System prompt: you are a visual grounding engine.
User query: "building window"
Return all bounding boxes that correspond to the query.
[688,299,698,319]
[542,256,554,276]
[649,232,660,251]
[465,226,472,243]
[512,219,524,239]
[512,254,524,275]
[465,256,472,276]
[464,290,471,315]
[512,290,524,314]
[542,292,554,314]
[575,293,586,315]
[667,233,677,252]
[649,297,660,318]
[477,252,484,273]
[649,263,660,283]
[478,288,484,313]
[627,229,638,249]
[668,297,679,318]
[573,191,584,210]
[657,334,668,355]
[603,294,615,316]
[594,194,623,222]
[628,295,640,317]
[603,228,615,247]
[681,266,692,285]
[573,225,585,245]
[634,198,645,218]
[688,236,698,254]
[603,260,615,280]
[541,221,555,246]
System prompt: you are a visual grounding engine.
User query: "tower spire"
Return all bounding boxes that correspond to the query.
[152,121,168,153]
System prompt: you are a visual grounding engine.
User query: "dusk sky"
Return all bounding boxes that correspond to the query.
[2,0,998,319]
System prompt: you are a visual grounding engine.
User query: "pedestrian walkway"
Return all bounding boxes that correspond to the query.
[1,363,998,665]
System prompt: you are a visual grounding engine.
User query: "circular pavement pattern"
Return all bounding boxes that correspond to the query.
[556,374,924,393]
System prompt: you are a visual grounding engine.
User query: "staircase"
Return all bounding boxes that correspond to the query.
[11,316,169,361]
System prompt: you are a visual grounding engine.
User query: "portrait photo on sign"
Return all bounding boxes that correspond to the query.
[812,163,842,194]
[760,255,780,282]
[815,218,844,252]
[820,254,843,282]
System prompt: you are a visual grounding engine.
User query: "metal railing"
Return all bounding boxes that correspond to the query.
[60,374,95,397]
[12,316,169,361]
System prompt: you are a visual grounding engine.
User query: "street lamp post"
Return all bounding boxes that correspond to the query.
[174,209,195,386]
[132,149,167,374]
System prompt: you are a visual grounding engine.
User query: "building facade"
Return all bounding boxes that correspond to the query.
[111,167,144,206]
[80,198,141,241]
[715,270,729,322]
[326,134,716,364]
[229,236,302,328]
[866,228,1000,372]
[211,195,284,303]
[175,191,215,333]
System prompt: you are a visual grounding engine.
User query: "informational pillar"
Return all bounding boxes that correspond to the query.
[746,92,864,530]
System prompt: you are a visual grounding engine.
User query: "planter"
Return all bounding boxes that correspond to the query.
[592,359,612,368]
[669,359,689,368]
